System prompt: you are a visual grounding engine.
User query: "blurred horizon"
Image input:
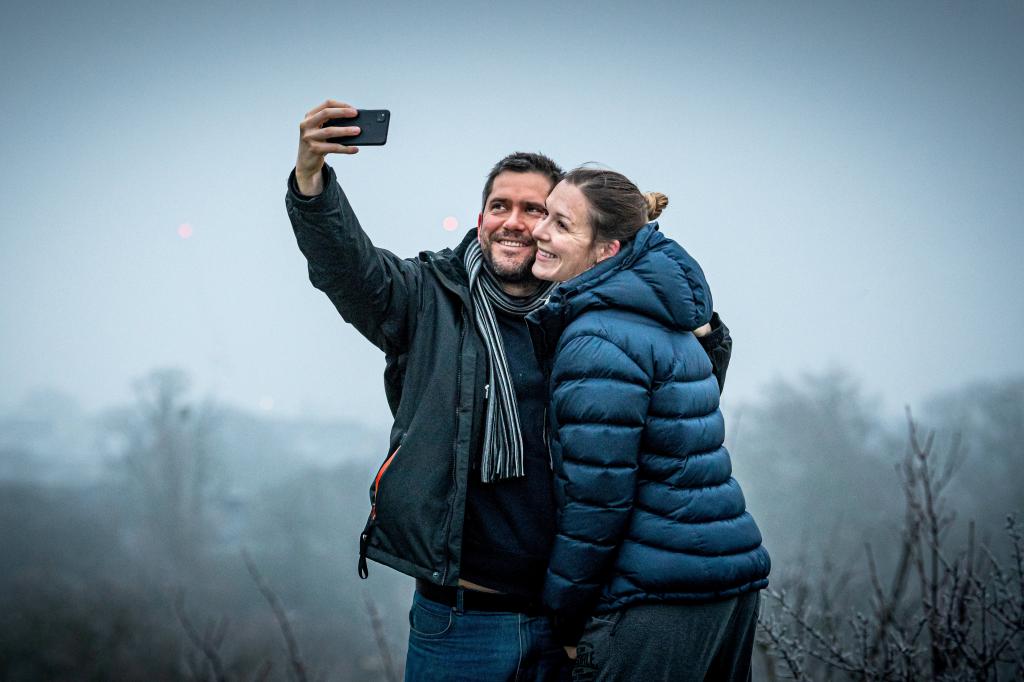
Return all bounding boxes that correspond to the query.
[3,363,1020,481]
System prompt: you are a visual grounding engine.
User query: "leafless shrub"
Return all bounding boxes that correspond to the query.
[759,410,1024,680]
[174,551,313,682]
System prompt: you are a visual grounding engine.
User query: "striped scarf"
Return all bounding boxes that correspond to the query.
[464,240,556,482]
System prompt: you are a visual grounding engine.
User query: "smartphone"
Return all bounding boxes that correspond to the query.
[324,109,390,146]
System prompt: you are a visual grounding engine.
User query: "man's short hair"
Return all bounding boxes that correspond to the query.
[481,152,564,210]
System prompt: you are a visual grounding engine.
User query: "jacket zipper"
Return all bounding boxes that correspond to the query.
[370,444,401,520]
[438,310,469,584]
[360,440,403,579]
[543,407,554,470]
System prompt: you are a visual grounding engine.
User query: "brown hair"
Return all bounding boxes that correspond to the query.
[562,167,668,244]
[481,152,564,210]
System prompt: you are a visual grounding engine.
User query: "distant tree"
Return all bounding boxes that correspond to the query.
[104,369,222,575]
[923,377,1024,542]
[733,369,904,575]
[0,373,416,680]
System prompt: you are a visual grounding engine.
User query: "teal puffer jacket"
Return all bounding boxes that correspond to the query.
[528,223,770,638]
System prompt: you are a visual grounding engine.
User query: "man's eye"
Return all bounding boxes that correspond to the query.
[528,206,546,215]
[490,202,507,212]
[557,220,568,231]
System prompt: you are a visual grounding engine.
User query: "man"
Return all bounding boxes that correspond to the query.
[286,100,732,681]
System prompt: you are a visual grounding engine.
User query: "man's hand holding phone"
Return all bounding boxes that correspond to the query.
[295,100,361,197]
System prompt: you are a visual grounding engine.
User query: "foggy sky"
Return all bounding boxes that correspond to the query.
[2,1,1022,427]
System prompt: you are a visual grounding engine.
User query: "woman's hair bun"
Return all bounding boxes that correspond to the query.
[644,192,668,221]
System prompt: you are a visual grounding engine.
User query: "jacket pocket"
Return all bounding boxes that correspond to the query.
[371,444,401,520]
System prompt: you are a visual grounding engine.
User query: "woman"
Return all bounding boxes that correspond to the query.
[526,168,770,681]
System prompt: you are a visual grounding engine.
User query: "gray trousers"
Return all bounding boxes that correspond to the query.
[571,592,760,682]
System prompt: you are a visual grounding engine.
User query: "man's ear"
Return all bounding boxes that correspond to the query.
[477,213,483,231]
[595,239,621,263]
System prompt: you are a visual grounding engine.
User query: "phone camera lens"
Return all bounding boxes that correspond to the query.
[376,112,387,122]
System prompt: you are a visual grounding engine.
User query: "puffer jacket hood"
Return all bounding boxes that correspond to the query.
[530,222,713,341]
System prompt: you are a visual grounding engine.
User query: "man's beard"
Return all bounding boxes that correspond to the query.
[480,243,544,289]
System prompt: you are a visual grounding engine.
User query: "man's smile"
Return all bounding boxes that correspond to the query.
[496,238,533,249]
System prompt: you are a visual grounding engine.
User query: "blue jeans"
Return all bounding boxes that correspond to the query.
[404,591,571,682]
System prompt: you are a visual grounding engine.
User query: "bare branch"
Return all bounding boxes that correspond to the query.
[363,592,400,682]
[173,591,229,682]
[764,589,864,673]
[242,549,308,682]
[757,611,806,680]
[251,661,273,682]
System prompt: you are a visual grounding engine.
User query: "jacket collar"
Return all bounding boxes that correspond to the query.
[528,222,713,341]
[416,229,476,303]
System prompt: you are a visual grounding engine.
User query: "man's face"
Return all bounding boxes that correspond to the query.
[477,171,554,290]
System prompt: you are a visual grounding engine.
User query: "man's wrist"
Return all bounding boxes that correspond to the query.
[294,167,324,197]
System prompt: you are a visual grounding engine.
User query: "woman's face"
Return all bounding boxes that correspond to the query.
[531,181,617,282]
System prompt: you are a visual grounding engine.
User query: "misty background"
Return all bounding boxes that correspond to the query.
[1,1,1022,679]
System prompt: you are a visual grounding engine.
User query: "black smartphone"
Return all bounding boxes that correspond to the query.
[324,109,390,146]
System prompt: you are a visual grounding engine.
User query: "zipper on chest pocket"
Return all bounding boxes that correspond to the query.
[371,445,401,520]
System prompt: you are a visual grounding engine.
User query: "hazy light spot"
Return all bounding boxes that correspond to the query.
[178,223,194,239]
[442,216,459,232]
[259,396,274,411]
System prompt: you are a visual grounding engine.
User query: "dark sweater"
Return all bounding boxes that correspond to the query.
[459,310,556,600]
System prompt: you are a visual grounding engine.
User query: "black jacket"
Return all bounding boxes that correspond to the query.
[287,165,487,586]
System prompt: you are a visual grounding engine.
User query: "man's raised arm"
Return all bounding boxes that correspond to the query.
[286,99,421,355]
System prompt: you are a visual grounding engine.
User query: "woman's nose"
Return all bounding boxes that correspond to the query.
[531,219,548,240]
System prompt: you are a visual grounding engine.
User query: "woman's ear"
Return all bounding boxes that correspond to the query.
[595,239,621,263]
